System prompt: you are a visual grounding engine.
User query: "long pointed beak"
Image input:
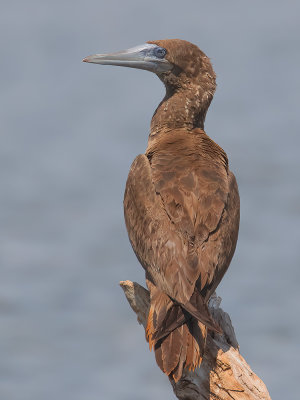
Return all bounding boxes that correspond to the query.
[83,43,172,73]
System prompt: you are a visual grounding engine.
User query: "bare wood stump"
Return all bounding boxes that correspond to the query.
[120,280,271,400]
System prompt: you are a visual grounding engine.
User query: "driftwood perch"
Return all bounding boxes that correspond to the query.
[120,280,271,400]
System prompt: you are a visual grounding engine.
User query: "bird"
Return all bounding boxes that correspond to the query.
[83,39,240,382]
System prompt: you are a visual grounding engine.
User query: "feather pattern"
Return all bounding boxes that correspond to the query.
[84,38,240,381]
[124,128,239,380]
[122,40,240,381]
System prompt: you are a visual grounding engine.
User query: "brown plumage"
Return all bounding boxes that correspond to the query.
[83,39,240,381]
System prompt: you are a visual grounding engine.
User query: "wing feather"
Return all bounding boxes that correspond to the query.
[124,129,238,305]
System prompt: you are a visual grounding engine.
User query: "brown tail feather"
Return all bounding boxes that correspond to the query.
[146,289,208,382]
[185,317,206,371]
[146,304,156,350]
[172,325,187,381]
[182,289,222,333]
[161,329,179,375]
[152,303,187,341]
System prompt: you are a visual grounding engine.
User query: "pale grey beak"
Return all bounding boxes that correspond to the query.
[83,43,172,74]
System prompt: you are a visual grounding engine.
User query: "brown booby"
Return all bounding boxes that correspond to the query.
[83,39,240,381]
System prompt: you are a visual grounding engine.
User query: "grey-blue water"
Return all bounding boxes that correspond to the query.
[1,1,299,399]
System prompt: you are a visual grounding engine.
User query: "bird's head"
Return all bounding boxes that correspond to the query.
[83,39,216,95]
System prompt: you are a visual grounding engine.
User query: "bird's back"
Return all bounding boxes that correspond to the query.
[123,128,239,380]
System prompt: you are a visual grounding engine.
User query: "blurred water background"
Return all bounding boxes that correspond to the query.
[1,1,300,399]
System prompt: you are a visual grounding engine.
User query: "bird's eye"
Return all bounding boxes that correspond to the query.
[154,47,167,59]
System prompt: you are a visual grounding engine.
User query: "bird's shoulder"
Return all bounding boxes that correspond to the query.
[145,128,230,243]
[123,129,235,302]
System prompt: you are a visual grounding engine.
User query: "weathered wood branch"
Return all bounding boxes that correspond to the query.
[120,280,271,400]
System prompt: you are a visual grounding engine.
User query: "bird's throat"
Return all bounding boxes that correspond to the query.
[150,87,212,137]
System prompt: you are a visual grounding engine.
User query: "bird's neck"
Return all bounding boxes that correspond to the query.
[149,85,212,138]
